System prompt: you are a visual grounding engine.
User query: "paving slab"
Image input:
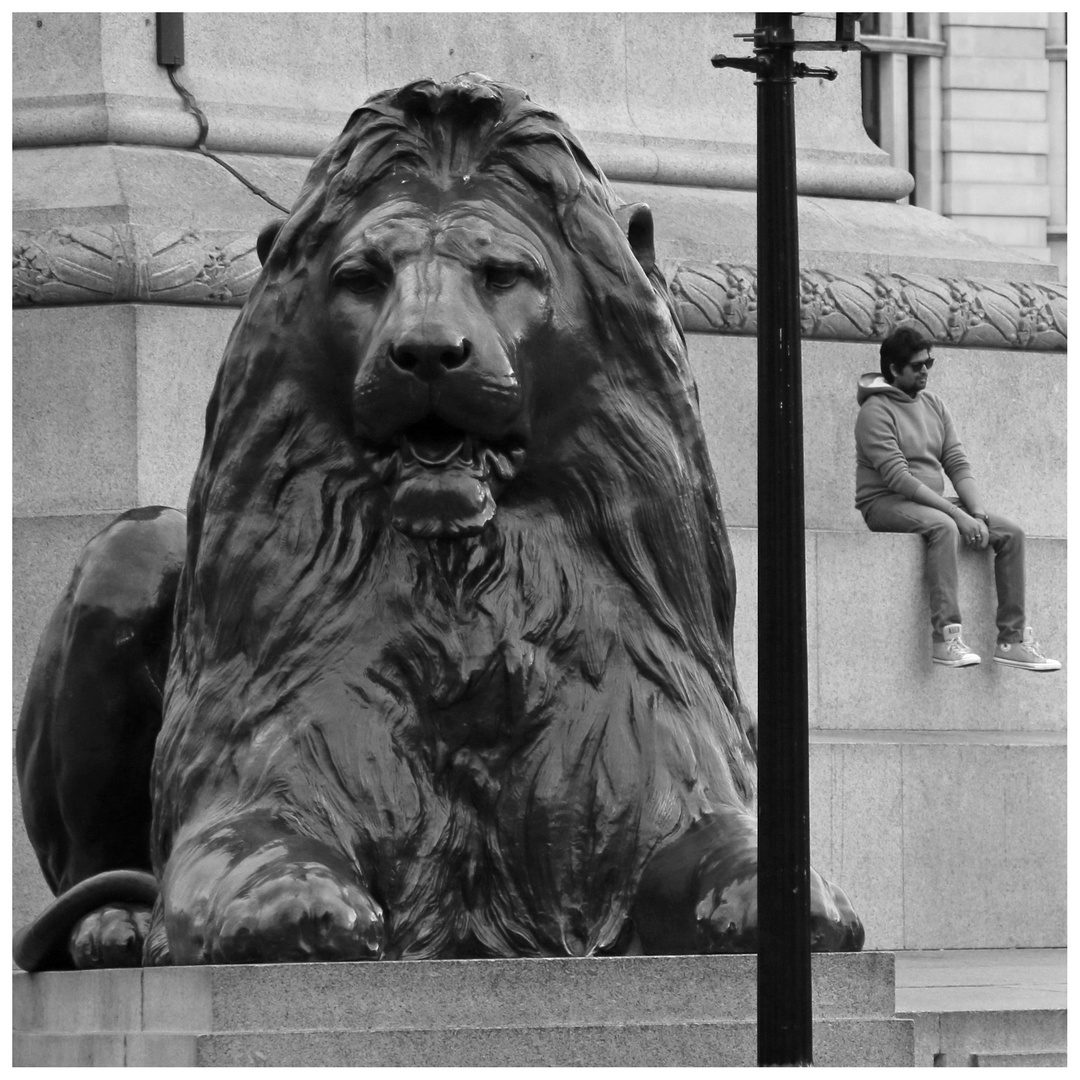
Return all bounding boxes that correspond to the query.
[894,948,1066,1067]
[894,948,1066,1013]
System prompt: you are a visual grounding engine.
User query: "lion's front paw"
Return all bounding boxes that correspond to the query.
[205,863,384,964]
[69,903,152,968]
[695,870,865,953]
[809,868,865,952]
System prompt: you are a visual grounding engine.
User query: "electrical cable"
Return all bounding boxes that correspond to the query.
[166,66,290,214]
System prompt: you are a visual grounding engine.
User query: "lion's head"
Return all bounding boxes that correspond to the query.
[170,75,753,791]
[243,75,697,538]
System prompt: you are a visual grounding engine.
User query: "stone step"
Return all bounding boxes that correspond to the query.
[13,1019,916,1067]
[969,1050,1067,1067]
[902,1009,1067,1068]
[13,952,914,1067]
[14,953,897,1032]
[895,947,1067,1067]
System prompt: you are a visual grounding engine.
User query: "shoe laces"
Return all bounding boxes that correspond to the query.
[946,636,974,657]
[1023,637,1048,660]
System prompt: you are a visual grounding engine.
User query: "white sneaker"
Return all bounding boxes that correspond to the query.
[994,628,1061,672]
[932,624,981,667]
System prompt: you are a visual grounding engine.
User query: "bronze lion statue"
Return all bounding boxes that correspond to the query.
[16,75,863,969]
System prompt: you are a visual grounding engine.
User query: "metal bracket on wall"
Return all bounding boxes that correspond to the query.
[156,13,185,67]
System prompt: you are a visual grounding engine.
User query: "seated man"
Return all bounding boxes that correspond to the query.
[855,324,1060,672]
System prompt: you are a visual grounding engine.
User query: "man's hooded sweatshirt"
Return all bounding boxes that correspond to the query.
[854,373,973,514]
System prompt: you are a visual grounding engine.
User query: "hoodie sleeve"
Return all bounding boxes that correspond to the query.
[935,398,974,484]
[854,398,923,499]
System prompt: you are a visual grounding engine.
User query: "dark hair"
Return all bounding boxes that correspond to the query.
[879,324,932,383]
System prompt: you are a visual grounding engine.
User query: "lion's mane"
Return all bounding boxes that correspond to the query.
[153,75,756,956]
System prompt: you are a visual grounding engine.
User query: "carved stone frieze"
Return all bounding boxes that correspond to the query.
[667,261,1067,350]
[13,229,1067,350]
[13,226,260,307]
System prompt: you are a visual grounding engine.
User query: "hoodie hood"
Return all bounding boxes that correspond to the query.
[857,372,918,406]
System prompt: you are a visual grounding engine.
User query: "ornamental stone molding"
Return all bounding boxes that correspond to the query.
[13,226,259,308]
[667,261,1067,350]
[12,227,1067,350]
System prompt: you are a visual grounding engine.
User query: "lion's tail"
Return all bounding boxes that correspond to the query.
[12,870,159,972]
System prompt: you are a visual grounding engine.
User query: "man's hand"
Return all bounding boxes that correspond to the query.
[953,479,990,549]
[955,510,989,549]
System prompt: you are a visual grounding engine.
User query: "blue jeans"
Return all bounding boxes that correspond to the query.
[862,495,1026,644]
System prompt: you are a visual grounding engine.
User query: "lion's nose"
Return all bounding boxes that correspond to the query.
[389,334,472,381]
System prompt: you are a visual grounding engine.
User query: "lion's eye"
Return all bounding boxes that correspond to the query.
[335,267,387,295]
[483,264,522,292]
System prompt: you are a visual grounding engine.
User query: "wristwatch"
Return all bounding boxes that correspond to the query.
[973,512,989,525]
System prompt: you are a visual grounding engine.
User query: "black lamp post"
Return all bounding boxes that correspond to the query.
[711,12,862,1067]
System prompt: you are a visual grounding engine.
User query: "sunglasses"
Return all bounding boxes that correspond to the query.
[907,357,934,373]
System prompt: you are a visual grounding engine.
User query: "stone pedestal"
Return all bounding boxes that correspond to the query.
[14,952,914,1067]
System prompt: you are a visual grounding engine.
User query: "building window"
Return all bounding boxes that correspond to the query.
[858,14,946,213]
[860,14,882,150]
[859,12,1065,278]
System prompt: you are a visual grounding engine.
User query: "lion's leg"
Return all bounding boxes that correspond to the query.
[481,677,693,959]
[160,810,385,965]
[632,808,864,953]
[14,507,185,971]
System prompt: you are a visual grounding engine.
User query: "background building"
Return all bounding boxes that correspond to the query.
[860,12,1067,277]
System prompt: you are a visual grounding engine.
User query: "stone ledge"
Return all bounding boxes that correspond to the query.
[14,953,899,1032]
[970,1050,1067,1066]
[12,96,912,202]
[894,948,1067,1066]
[13,952,914,1066]
[899,1008,1066,1068]
[729,529,1067,733]
[811,729,1065,744]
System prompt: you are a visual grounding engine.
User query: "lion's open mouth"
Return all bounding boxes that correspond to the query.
[396,416,526,484]
[379,416,527,538]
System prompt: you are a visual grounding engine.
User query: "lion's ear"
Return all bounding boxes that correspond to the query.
[257,218,287,266]
[616,203,656,275]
